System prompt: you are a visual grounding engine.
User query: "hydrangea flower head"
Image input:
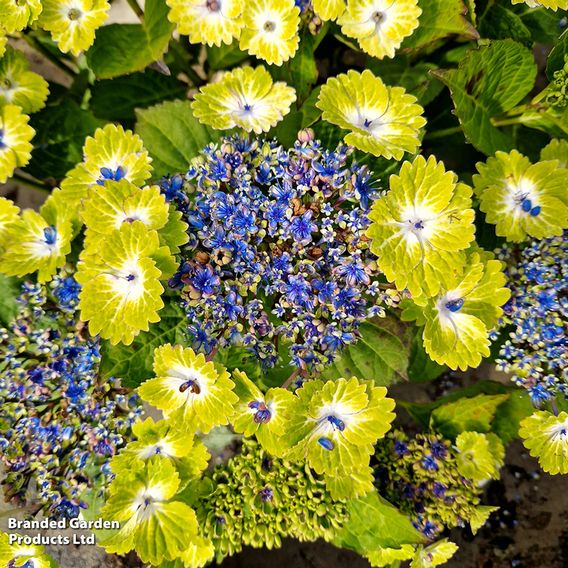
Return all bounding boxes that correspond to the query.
[0,104,34,183]
[138,344,238,433]
[368,155,476,297]
[0,209,72,283]
[317,70,426,159]
[402,252,510,370]
[473,150,568,242]
[0,196,19,250]
[231,369,296,454]
[60,124,152,210]
[192,66,296,134]
[0,531,55,568]
[312,0,346,20]
[76,221,165,344]
[338,0,421,59]
[287,377,395,475]
[0,47,49,114]
[39,0,110,55]
[0,0,42,32]
[519,410,568,475]
[100,458,199,565]
[167,0,244,46]
[239,0,300,66]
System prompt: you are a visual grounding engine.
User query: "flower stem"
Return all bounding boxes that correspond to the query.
[282,368,300,389]
[10,172,52,193]
[24,35,75,77]
[424,126,464,141]
[126,0,144,20]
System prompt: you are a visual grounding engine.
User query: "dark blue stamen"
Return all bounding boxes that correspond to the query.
[0,128,5,149]
[243,103,252,111]
[445,298,464,312]
[179,379,200,394]
[326,415,345,431]
[249,400,271,423]
[126,274,136,281]
[363,118,372,128]
[259,487,273,502]
[521,198,532,212]
[318,437,334,451]
[530,206,541,217]
[97,165,127,186]
[414,220,424,230]
[154,447,162,454]
[43,225,57,245]
[561,429,567,436]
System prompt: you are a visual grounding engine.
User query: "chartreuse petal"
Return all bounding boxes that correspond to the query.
[138,344,238,433]
[324,465,374,500]
[317,69,426,159]
[166,0,244,46]
[473,150,568,243]
[511,0,568,9]
[100,459,198,565]
[0,32,6,58]
[412,253,510,371]
[519,411,568,475]
[338,0,421,59]
[0,196,19,250]
[0,531,54,568]
[368,155,475,298]
[76,221,164,345]
[469,506,499,535]
[158,535,216,568]
[39,0,110,55]
[60,124,152,211]
[0,47,49,113]
[541,138,568,167]
[239,0,300,66]
[231,369,296,455]
[160,208,189,254]
[366,545,416,567]
[313,0,345,20]
[411,540,458,568]
[0,209,72,282]
[455,432,502,483]
[287,377,395,475]
[192,66,296,134]
[0,104,34,183]
[0,0,42,32]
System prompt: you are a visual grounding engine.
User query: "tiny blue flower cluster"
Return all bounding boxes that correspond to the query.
[495,233,567,405]
[161,134,395,371]
[0,275,142,519]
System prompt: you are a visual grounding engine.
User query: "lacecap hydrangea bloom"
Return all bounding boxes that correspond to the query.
[402,252,510,370]
[0,277,142,518]
[317,70,426,159]
[162,134,397,370]
[0,47,49,113]
[473,149,568,242]
[239,0,300,66]
[338,0,421,59]
[0,104,34,183]
[166,0,244,46]
[192,66,296,134]
[495,233,567,403]
[138,344,238,432]
[367,155,476,298]
[195,439,349,562]
[519,410,568,475]
[38,0,110,55]
[374,430,499,540]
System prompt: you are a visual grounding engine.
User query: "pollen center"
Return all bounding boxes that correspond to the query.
[68,8,82,20]
[263,21,276,32]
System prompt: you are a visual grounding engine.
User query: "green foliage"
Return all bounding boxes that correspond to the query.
[135,99,221,178]
[0,275,21,326]
[86,0,174,79]
[433,39,537,155]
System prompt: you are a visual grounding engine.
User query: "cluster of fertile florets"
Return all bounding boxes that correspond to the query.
[0,275,142,518]
[164,135,396,371]
[546,57,568,109]
[196,439,348,562]
[495,233,567,404]
[374,431,491,540]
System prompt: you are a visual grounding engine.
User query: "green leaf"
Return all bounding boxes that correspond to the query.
[269,108,303,147]
[91,70,186,123]
[407,328,446,383]
[0,274,21,326]
[368,57,444,106]
[333,492,425,554]
[492,390,534,445]
[215,345,262,385]
[86,0,174,79]
[288,33,318,103]
[521,7,567,44]
[135,99,221,178]
[433,39,537,155]
[199,426,239,453]
[402,0,478,51]
[431,393,510,439]
[322,320,409,386]
[299,86,322,128]
[25,92,104,181]
[547,28,568,80]
[207,43,249,71]
[478,4,532,47]
[100,300,188,387]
